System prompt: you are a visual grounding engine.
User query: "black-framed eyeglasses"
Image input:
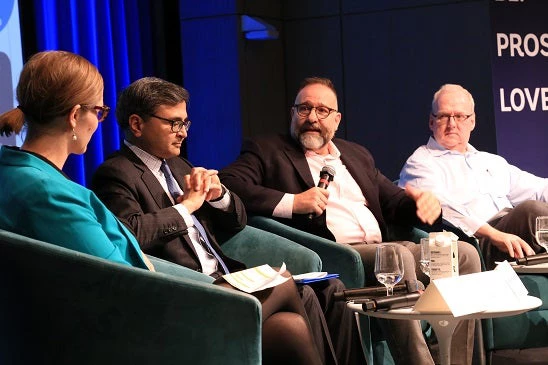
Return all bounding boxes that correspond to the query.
[431,113,473,124]
[81,105,110,122]
[148,114,191,133]
[293,103,338,120]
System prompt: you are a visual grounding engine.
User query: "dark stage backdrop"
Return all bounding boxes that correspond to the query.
[281,0,497,180]
[490,0,548,177]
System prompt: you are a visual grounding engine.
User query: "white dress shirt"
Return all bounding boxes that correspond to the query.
[273,141,382,243]
[125,141,231,275]
[399,137,548,236]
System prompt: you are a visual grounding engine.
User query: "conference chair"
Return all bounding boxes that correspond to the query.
[0,226,322,365]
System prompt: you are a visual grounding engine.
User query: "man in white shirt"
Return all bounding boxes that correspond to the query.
[399,83,546,269]
[221,77,481,365]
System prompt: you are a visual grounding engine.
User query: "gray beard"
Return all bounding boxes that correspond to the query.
[299,133,326,151]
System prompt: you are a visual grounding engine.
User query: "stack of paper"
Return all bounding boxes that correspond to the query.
[223,263,289,293]
[414,261,529,316]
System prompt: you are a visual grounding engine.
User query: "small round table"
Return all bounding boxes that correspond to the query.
[348,295,542,365]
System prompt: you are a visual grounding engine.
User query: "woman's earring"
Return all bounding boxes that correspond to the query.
[72,128,78,141]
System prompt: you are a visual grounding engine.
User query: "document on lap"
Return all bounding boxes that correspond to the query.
[223,263,290,293]
[223,265,340,292]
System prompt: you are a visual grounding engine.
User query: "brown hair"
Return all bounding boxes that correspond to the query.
[116,77,190,131]
[0,50,103,137]
[296,77,337,98]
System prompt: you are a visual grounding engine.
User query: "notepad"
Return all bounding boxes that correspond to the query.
[293,272,340,284]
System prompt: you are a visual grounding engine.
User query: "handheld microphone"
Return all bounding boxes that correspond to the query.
[308,165,336,219]
[333,280,424,301]
[359,292,422,312]
[515,252,548,266]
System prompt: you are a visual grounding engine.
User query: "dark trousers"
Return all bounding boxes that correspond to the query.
[300,279,366,365]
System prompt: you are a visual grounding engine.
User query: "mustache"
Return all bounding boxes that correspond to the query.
[299,123,322,133]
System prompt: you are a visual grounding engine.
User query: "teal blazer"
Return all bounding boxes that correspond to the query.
[0,146,147,269]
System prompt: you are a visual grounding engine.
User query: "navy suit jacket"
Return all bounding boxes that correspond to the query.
[220,134,428,241]
[92,146,246,274]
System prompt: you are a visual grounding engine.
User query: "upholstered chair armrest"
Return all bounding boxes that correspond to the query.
[147,254,215,283]
[248,216,364,288]
[220,225,322,274]
[386,224,429,244]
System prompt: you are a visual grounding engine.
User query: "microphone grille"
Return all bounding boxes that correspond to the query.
[321,165,336,177]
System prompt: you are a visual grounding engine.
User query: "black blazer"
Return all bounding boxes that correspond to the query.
[91,145,246,274]
[220,134,430,241]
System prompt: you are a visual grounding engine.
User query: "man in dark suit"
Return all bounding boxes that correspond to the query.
[220,77,482,365]
[91,77,365,365]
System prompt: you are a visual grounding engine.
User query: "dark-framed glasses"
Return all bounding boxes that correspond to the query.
[431,113,473,124]
[149,114,191,133]
[293,103,338,120]
[81,105,110,122]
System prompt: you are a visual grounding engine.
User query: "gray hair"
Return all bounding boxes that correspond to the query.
[431,84,475,112]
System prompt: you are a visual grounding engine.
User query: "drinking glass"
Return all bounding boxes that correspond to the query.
[374,244,404,296]
[419,237,431,277]
[535,216,548,252]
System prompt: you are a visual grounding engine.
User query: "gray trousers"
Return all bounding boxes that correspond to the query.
[347,240,482,365]
[481,200,548,270]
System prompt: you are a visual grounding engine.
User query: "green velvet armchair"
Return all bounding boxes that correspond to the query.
[221,225,322,274]
[248,215,364,288]
[0,226,322,365]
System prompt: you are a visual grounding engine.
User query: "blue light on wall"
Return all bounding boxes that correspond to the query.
[241,15,279,41]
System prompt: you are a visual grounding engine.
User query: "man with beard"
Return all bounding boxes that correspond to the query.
[92,77,366,365]
[220,76,481,365]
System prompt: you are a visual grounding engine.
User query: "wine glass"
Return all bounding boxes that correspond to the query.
[374,244,404,296]
[419,237,431,277]
[535,216,548,252]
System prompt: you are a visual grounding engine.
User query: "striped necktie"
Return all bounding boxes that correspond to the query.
[160,160,181,200]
